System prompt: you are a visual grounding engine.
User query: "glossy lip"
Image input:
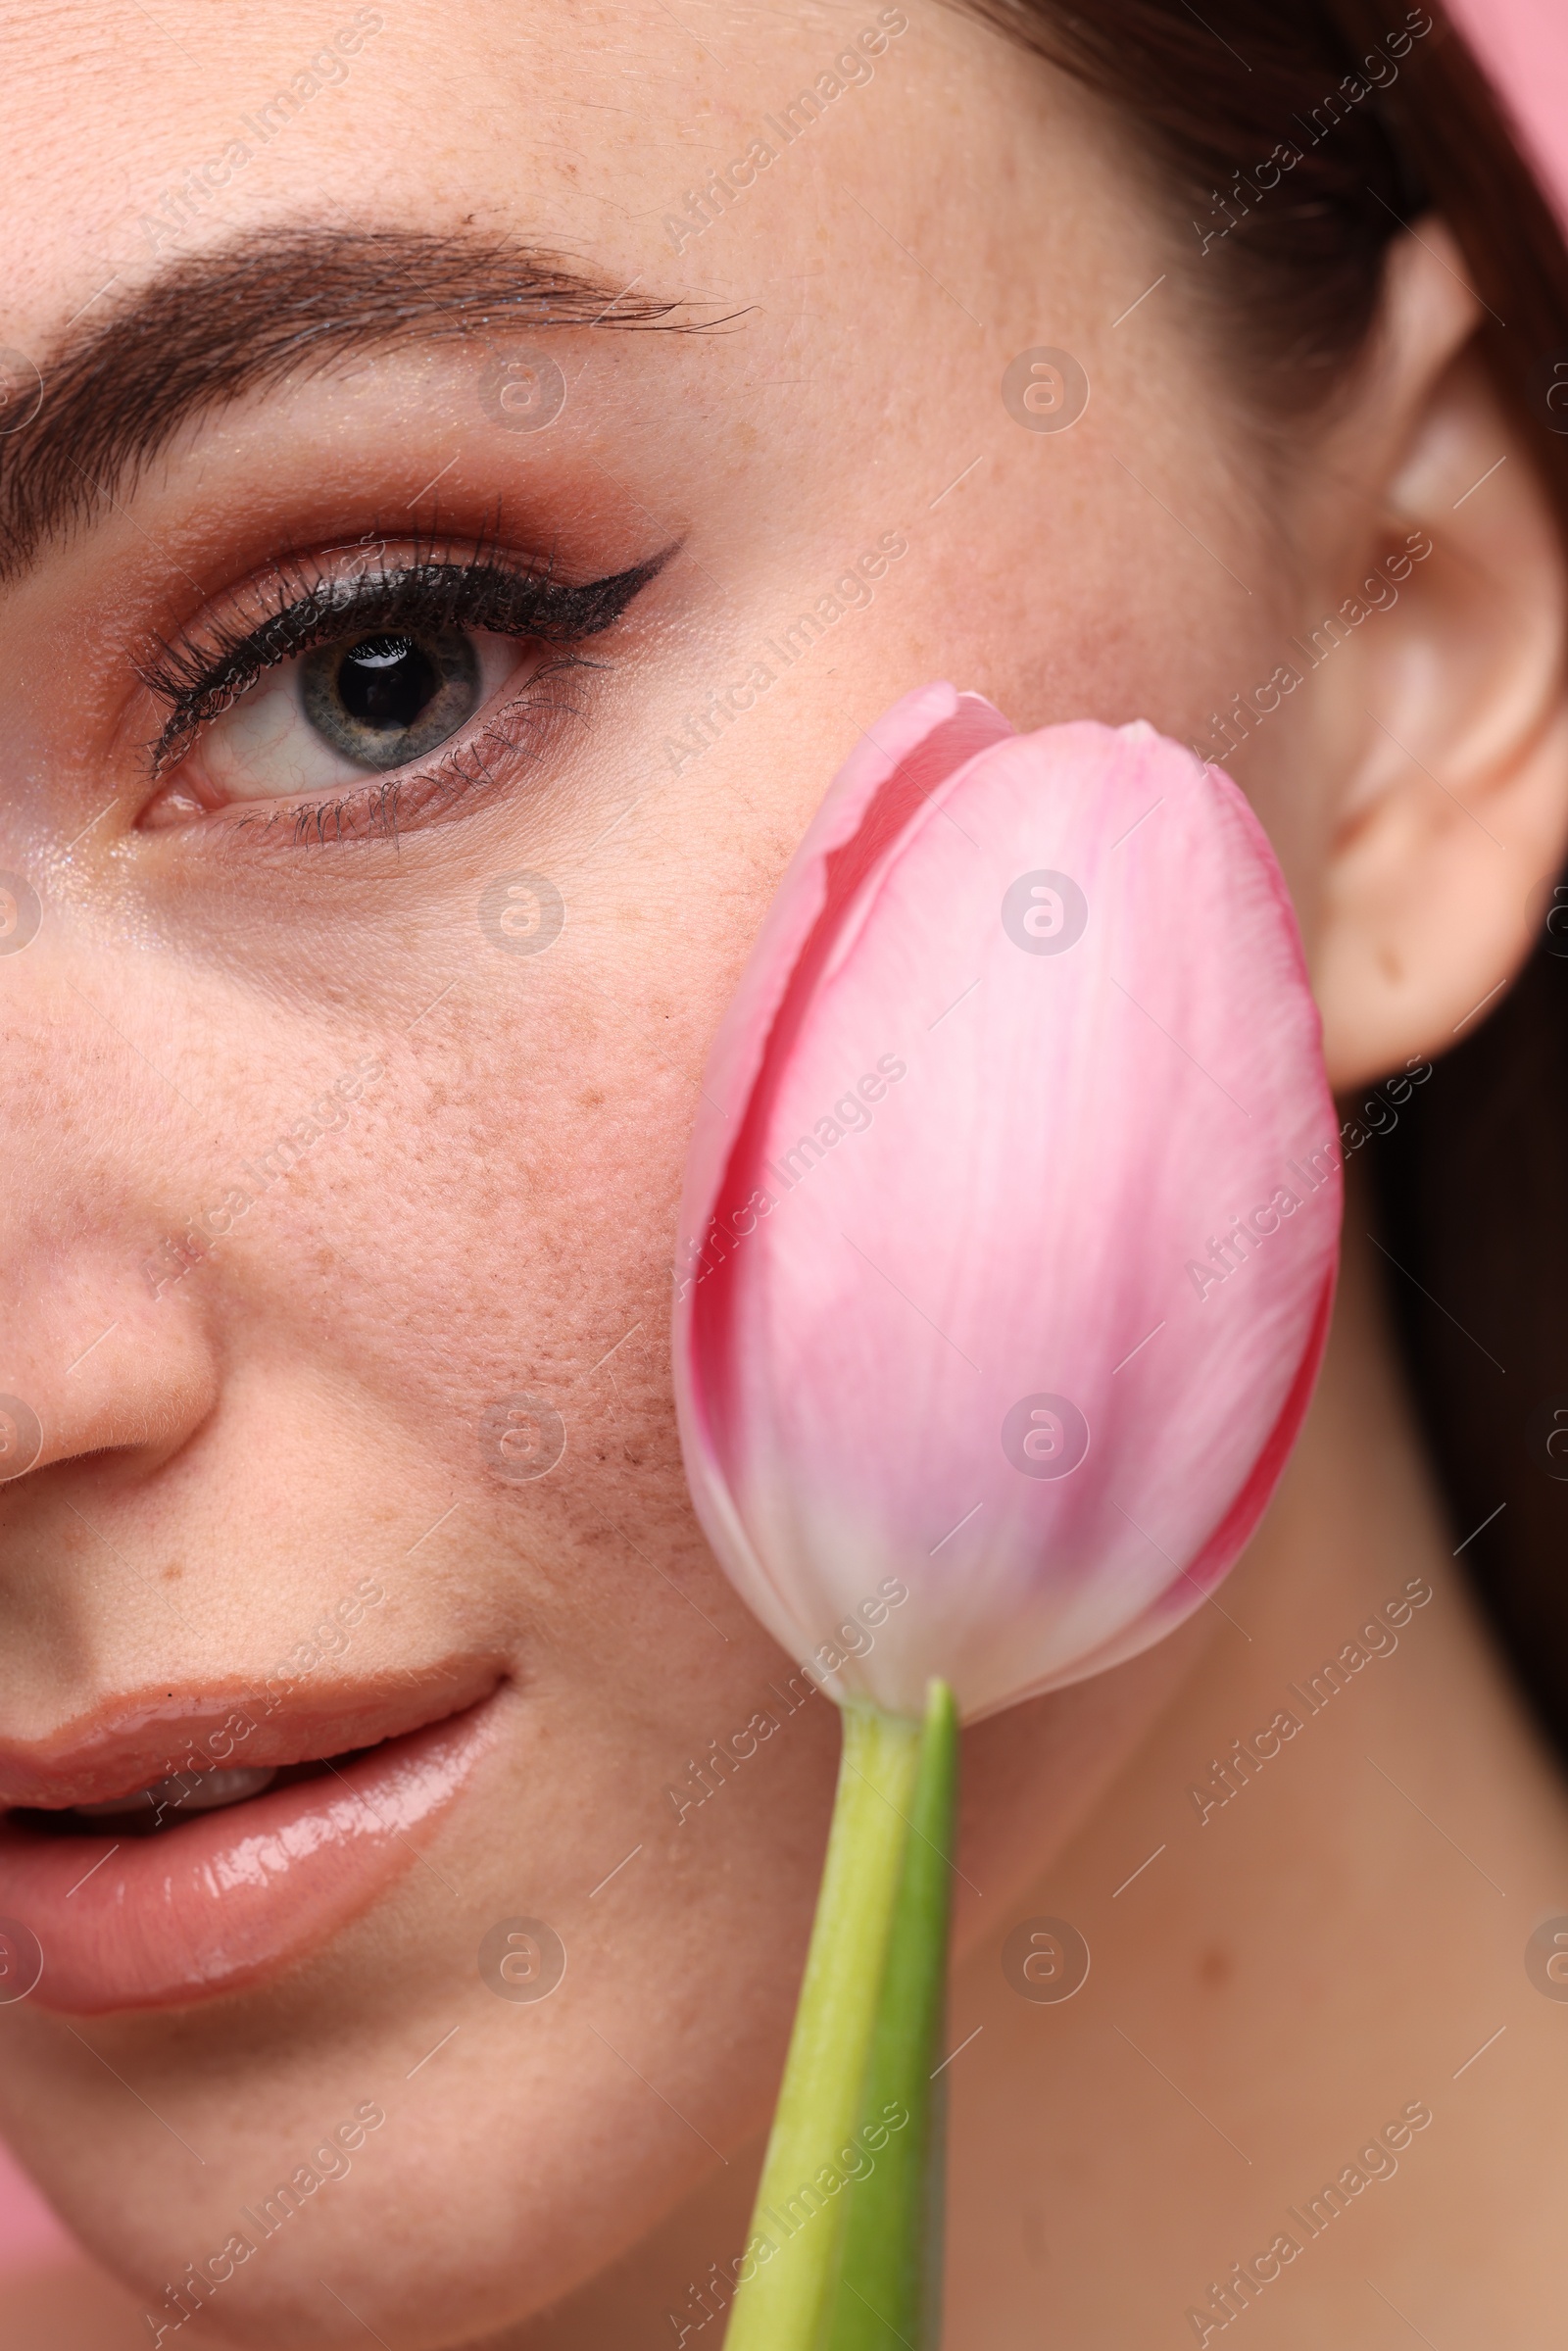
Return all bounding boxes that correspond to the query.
[0,1667,506,2014]
[0,1657,504,1811]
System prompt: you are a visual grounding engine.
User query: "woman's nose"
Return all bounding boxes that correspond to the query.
[0,1276,220,1487]
[0,945,224,1490]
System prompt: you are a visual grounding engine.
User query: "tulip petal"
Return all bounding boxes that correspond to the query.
[675,704,1340,1721]
[679,682,1013,1324]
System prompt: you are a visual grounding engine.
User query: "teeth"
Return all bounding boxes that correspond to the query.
[73,1767,278,1820]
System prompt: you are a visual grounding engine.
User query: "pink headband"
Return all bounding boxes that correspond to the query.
[1448,0,1568,226]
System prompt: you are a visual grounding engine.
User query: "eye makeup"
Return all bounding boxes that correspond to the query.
[133,534,671,845]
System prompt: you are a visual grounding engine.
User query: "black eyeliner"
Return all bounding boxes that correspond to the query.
[139,540,672,778]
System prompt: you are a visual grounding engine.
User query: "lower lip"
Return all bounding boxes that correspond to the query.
[0,1703,498,2014]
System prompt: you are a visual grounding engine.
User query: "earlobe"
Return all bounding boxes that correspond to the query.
[1302,230,1568,1093]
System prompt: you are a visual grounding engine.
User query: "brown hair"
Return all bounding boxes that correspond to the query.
[971,0,1568,1745]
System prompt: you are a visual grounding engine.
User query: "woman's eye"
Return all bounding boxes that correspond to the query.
[149,623,533,819]
[302,627,482,770]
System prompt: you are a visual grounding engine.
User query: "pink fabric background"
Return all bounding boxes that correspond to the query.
[1447,0,1568,223]
[0,0,1563,2298]
[1457,0,1568,224]
[0,2133,73,2270]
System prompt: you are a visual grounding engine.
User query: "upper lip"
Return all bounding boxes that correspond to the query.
[0,1658,506,1812]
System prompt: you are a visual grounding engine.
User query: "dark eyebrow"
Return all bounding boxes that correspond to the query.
[0,226,716,581]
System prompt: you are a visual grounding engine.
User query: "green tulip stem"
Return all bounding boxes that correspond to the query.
[824,1678,958,2351]
[722,1682,958,2351]
[722,1699,922,2351]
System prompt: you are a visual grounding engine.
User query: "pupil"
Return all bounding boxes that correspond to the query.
[299,623,479,771]
[337,634,440,732]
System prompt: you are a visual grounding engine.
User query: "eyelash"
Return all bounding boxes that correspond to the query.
[136,535,666,846]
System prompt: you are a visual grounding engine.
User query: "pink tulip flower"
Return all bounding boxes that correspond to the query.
[673,683,1341,1723]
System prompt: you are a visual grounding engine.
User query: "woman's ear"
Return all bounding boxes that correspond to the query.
[1297,224,1568,1093]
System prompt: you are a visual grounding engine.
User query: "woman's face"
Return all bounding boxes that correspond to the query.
[0,3,1535,2343]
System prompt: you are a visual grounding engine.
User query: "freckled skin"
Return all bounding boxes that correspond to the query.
[1,4,1568,2347]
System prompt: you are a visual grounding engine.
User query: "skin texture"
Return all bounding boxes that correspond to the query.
[2,1,1568,2343]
